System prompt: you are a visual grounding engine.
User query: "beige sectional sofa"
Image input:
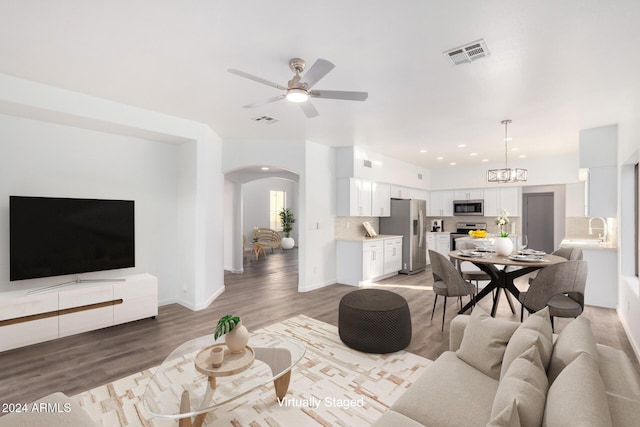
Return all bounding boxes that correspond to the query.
[373,306,640,427]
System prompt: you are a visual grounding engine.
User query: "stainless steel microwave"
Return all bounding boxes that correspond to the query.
[453,199,484,216]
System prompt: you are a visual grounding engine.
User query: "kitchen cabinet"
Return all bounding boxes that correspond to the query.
[426,232,450,263]
[429,191,454,216]
[383,237,403,275]
[483,187,520,217]
[587,166,616,218]
[337,178,372,216]
[454,189,484,200]
[566,182,587,217]
[390,185,411,199]
[371,182,391,217]
[336,236,403,286]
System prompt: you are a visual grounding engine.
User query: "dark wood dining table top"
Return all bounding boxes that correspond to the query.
[448,251,567,268]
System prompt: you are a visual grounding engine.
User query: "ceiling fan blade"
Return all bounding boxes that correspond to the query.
[242,95,285,108]
[302,59,335,89]
[310,90,368,101]
[299,101,319,118]
[228,69,287,91]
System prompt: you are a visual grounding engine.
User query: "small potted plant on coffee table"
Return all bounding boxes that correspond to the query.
[214,314,249,353]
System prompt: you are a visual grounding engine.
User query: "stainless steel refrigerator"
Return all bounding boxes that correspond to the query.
[379,199,427,274]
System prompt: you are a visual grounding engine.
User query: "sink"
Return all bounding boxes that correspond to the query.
[562,239,605,245]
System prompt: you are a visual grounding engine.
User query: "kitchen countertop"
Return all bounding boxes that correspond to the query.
[336,234,403,242]
[560,239,616,250]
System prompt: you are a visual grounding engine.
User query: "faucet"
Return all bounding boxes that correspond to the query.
[588,217,607,241]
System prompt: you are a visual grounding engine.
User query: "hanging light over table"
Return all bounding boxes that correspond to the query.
[487,119,528,183]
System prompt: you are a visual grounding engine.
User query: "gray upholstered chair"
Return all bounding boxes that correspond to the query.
[455,241,492,290]
[429,250,475,331]
[519,260,587,330]
[527,247,584,305]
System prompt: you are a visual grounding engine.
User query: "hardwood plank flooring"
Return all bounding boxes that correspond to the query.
[1,248,638,409]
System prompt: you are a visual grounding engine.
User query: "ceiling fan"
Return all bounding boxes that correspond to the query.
[228,58,368,118]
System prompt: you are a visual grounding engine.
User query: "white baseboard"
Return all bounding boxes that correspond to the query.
[299,278,337,292]
[617,307,640,364]
[175,285,225,311]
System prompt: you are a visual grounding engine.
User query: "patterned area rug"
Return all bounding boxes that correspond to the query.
[74,315,431,426]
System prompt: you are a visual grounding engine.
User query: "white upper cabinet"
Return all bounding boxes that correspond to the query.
[484,187,520,217]
[372,182,391,217]
[337,178,372,217]
[566,182,587,217]
[453,189,484,200]
[390,185,411,199]
[429,191,454,216]
[587,166,617,218]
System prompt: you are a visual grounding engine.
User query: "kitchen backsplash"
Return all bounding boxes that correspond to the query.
[427,216,522,236]
[335,216,380,239]
[565,217,617,243]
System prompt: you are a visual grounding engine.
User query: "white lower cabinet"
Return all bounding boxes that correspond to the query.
[383,238,403,275]
[337,236,403,286]
[0,274,158,352]
[426,232,451,263]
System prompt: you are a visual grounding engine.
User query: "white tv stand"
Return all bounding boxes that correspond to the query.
[0,273,158,352]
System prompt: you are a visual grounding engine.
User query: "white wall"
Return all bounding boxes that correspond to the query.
[0,73,224,311]
[0,114,180,302]
[242,178,297,243]
[223,179,235,271]
[428,155,581,190]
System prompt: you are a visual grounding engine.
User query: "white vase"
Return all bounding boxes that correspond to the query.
[225,320,249,353]
[281,237,295,249]
[494,237,513,256]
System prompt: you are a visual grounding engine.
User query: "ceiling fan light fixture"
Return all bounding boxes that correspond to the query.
[285,88,309,103]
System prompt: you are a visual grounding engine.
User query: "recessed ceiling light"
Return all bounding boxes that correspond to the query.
[470,152,478,156]
[261,167,269,171]
[450,162,456,166]
[481,159,489,162]
[419,149,427,153]
[437,156,444,160]
[504,137,513,141]
[458,144,467,148]
[519,154,527,158]
[511,147,520,151]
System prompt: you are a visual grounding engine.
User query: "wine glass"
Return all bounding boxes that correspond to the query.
[519,235,528,253]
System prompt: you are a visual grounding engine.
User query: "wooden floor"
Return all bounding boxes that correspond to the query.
[1,248,639,408]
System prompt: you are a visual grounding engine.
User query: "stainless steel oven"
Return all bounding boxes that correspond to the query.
[453,199,484,216]
[450,222,487,250]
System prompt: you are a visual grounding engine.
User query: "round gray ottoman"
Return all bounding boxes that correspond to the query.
[338,289,412,353]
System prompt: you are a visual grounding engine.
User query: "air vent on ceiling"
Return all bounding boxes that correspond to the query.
[444,39,490,65]
[252,115,279,124]
[363,160,373,168]
[417,173,423,180]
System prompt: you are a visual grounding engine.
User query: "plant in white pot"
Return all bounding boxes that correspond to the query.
[494,209,513,256]
[279,207,296,249]
[214,314,249,353]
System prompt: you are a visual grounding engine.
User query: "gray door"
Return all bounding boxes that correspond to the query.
[523,192,554,253]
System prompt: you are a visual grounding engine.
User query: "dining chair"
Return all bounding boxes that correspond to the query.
[527,247,584,305]
[519,260,587,330]
[429,250,476,331]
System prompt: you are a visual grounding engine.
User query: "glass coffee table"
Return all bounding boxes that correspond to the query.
[142,333,305,427]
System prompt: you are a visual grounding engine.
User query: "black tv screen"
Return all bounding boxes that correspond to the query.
[10,196,135,281]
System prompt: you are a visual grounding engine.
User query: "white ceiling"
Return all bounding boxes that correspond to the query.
[0,0,638,169]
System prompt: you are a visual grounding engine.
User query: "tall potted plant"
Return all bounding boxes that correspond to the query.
[279,207,295,249]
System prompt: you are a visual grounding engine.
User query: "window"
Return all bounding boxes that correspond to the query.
[270,190,285,231]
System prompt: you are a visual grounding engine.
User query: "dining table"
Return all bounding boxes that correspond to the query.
[448,250,567,317]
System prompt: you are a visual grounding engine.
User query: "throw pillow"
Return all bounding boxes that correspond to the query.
[456,305,520,380]
[547,315,599,384]
[500,307,553,380]
[486,399,520,427]
[543,352,613,427]
[491,346,548,427]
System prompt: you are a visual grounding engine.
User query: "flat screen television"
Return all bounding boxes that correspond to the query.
[10,196,135,281]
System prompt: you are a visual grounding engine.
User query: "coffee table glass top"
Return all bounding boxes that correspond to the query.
[142,333,305,419]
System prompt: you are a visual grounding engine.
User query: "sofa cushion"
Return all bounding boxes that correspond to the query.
[500,307,553,380]
[0,392,97,427]
[606,394,640,427]
[547,315,599,384]
[390,351,499,427]
[596,344,640,399]
[456,305,520,380]
[487,399,520,427]
[491,346,548,427]
[543,352,612,427]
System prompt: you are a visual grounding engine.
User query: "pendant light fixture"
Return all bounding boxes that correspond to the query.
[487,119,527,183]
